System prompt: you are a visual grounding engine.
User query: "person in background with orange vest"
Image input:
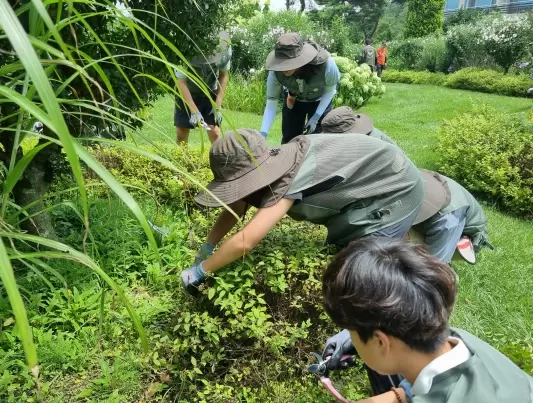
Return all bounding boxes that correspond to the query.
[376,41,388,78]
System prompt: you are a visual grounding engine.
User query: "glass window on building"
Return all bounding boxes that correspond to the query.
[476,0,492,6]
[446,0,460,10]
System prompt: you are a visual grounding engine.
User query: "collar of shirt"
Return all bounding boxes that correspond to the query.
[412,336,472,396]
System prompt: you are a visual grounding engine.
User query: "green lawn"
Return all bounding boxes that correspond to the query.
[135,83,533,344]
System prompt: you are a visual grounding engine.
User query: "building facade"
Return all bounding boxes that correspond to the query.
[445,0,533,13]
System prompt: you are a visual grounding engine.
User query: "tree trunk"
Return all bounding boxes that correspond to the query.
[2,125,61,240]
[299,0,306,12]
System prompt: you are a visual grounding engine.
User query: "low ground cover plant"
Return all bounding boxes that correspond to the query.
[438,104,533,216]
[382,68,532,97]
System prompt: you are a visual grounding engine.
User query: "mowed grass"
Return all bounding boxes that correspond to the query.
[136,83,533,346]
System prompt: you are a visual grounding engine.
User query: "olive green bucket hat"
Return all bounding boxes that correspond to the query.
[191,31,231,65]
[266,33,319,71]
[413,169,452,225]
[322,107,374,135]
[195,129,301,207]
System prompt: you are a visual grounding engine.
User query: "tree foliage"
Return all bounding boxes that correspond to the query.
[404,0,445,38]
[314,0,404,40]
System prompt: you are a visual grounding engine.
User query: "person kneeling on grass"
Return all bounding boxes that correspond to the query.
[320,106,491,264]
[181,128,425,305]
[322,237,533,403]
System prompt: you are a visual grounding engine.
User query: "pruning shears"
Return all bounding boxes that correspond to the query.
[307,352,353,403]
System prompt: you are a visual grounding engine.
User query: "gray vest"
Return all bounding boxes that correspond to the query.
[275,59,329,101]
[188,63,219,96]
[369,128,396,146]
[286,134,424,245]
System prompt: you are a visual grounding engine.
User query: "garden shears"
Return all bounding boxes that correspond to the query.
[307,352,353,403]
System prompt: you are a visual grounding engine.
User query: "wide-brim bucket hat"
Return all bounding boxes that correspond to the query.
[322,107,374,135]
[195,129,301,207]
[191,31,231,65]
[413,169,452,225]
[266,33,318,72]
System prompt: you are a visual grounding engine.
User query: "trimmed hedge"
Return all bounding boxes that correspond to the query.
[382,68,532,97]
[438,105,533,216]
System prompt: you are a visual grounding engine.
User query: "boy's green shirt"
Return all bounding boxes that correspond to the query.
[413,328,533,402]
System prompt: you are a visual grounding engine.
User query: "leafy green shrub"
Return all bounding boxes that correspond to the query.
[382,69,447,85]
[438,105,533,216]
[418,35,449,73]
[404,0,445,38]
[443,67,532,97]
[382,68,531,97]
[333,56,386,108]
[388,38,424,70]
[88,143,212,209]
[224,70,267,115]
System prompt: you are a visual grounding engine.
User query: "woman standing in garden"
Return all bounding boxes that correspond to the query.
[173,32,232,145]
[259,33,340,144]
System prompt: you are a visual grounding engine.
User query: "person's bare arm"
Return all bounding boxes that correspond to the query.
[357,390,407,403]
[203,198,295,274]
[206,201,247,245]
[177,78,199,113]
[215,71,229,107]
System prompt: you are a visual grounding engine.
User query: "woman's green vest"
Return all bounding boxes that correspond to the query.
[274,58,329,101]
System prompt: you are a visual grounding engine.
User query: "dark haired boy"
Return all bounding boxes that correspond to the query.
[322,238,533,402]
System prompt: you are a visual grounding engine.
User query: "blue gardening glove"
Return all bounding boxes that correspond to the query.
[399,379,413,401]
[322,329,357,371]
[189,111,206,128]
[194,242,216,266]
[260,131,268,139]
[181,261,208,296]
[304,113,320,135]
[209,108,223,125]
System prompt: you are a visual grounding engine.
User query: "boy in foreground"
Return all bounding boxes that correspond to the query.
[322,238,533,402]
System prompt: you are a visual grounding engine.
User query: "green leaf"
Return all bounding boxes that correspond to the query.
[0,237,38,373]
[208,288,216,300]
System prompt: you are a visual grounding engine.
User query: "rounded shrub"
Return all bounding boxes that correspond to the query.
[438,105,533,216]
[388,38,424,70]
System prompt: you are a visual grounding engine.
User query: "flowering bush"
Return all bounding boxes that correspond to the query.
[480,14,532,73]
[230,11,348,72]
[333,56,386,108]
[445,23,492,70]
[390,13,533,73]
